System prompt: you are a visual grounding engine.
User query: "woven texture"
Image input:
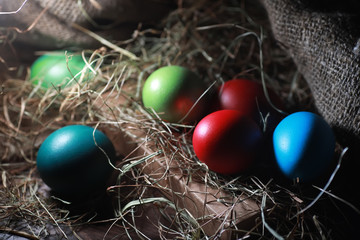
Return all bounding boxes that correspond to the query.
[0,0,174,48]
[261,0,360,148]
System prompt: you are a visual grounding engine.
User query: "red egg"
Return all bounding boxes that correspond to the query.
[218,79,283,132]
[192,110,262,175]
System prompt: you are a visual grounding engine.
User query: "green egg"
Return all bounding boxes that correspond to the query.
[30,53,89,89]
[142,65,209,123]
[36,125,116,199]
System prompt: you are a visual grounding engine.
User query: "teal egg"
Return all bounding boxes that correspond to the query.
[36,125,116,198]
[30,53,89,89]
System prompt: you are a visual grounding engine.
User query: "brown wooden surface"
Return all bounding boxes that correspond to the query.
[99,89,261,239]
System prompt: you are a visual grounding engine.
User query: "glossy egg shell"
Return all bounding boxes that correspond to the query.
[30,53,87,89]
[192,110,262,175]
[142,65,209,123]
[273,111,335,182]
[36,125,116,198]
[218,79,283,131]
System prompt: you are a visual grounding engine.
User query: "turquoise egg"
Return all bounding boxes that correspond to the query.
[36,125,116,198]
[273,111,335,182]
[30,53,89,89]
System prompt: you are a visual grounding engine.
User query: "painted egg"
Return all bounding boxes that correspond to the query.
[273,111,335,182]
[30,53,88,89]
[218,79,283,132]
[36,125,116,198]
[142,65,209,123]
[192,110,262,175]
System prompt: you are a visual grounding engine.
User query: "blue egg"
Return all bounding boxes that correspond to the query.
[36,125,116,198]
[273,111,335,182]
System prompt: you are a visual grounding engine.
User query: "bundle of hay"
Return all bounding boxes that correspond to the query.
[1,0,359,239]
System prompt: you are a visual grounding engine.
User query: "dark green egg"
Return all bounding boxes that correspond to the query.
[36,125,116,198]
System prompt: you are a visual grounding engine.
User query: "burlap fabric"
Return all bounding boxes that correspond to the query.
[0,0,175,49]
[261,0,360,151]
[262,3,360,236]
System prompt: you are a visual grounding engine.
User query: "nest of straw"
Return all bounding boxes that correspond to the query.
[0,0,350,239]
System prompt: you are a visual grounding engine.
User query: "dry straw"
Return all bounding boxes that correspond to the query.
[0,0,352,239]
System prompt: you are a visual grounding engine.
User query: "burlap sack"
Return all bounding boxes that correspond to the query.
[261,0,360,152]
[261,3,360,236]
[0,0,175,49]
